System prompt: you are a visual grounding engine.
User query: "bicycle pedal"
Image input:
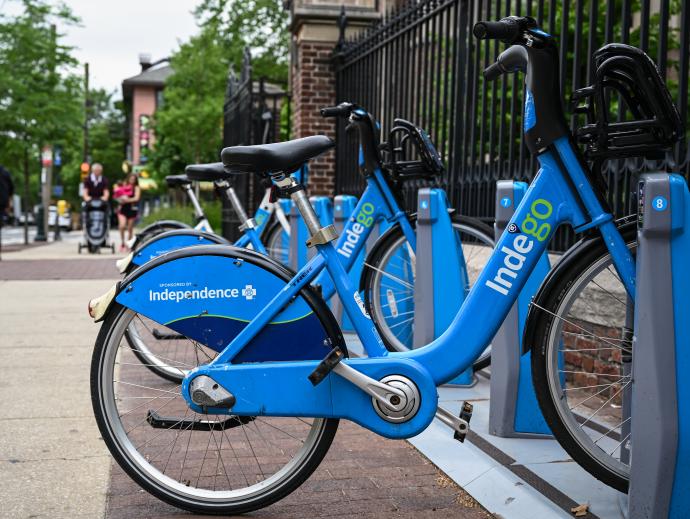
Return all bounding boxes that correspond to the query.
[435,405,471,442]
[454,401,474,442]
[308,347,345,386]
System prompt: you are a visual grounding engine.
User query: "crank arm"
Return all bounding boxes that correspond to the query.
[333,361,406,410]
[146,410,254,431]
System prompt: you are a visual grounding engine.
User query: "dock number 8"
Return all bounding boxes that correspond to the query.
[522,199,552,242]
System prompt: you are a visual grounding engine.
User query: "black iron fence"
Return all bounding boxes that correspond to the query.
[334,0,690,249]
[222,48,290,238]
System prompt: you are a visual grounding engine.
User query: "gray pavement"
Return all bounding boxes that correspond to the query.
[0,231,493,519]
[0,232,121,519]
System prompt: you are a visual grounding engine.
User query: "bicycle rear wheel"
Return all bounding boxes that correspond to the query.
[92,304,339,515]
[362,215,495,370]
[528,222,636,493]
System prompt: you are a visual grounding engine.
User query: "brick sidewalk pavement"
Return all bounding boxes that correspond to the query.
[105,420,492,519]
[0,258,119,280]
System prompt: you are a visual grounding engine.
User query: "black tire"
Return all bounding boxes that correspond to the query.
[91,246,343,514]
[361,214,495,371]
[526,220,636,493]
[134,221,189,250]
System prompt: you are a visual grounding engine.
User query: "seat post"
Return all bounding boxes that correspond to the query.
[273,174,338,248]
[275,176,322,235]
[184,184,205,220]
[216,180,256,231]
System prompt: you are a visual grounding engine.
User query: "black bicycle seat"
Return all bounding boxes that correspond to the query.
[165,174,192,188]
[220,136,334,175]
[185,162,234,182]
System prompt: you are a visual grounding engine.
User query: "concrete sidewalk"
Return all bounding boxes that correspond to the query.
[0,231,120,518]
[0,235,493,519]
[0,279,117,518]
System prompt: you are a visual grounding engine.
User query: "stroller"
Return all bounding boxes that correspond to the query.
[78,199,115,254]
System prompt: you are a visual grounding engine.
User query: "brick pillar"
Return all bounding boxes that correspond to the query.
[289,1,379,196]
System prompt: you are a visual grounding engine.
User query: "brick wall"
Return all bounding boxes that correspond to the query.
[292,41,337,196]
[562,319,626,407]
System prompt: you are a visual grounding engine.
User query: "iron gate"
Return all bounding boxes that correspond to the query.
[334,0,690,249]
[222,48,290,239]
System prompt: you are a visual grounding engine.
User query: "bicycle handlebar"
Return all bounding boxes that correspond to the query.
[483,62,505,81]
[483,45,529,81]
[473,20,517,41]
[319,102,381,174]
[320,103,353,118]
[473,16,537,43]
[473,17,569,154]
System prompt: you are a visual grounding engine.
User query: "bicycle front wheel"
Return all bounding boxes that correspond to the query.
[362,215,495,370]
[91,304,339,515]
[528,222,636,493]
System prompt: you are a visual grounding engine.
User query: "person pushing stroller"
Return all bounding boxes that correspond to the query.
[80,163,115,254]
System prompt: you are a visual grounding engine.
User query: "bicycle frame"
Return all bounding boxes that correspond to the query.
[315,168,416,300]
[170,128,636,440]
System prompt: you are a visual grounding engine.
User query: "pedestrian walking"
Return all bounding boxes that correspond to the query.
[115,173,141,251]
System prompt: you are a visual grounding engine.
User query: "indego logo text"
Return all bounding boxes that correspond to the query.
[337,202,375,259]
[486,198,552,296]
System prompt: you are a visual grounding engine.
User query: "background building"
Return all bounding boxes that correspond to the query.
[122,55,172,167]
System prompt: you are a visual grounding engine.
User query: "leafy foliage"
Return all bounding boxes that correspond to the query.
[139,200,222,231]
[150,0,289,180]
[0,0,82,207]
[0,1,128,212]
[194,0,289,81]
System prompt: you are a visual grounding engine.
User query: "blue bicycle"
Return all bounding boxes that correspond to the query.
[87,17,681,513]
[121,112,495,384]
[118,172,295,276]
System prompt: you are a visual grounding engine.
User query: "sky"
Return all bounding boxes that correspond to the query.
[3,0,201,97]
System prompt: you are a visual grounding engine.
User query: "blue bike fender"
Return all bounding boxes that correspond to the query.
[115,245,342,362]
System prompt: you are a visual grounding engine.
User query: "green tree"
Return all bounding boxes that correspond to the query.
[152,28,227,175]
[150,0,289,179]
[60,88,127,202]
[0,0,83,242]
[194,0,289,81]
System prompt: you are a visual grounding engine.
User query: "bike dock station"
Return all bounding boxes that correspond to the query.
[489,181,551,438]
[344,180,630,518]
[413,187,474,386]
[626,173,690,519]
